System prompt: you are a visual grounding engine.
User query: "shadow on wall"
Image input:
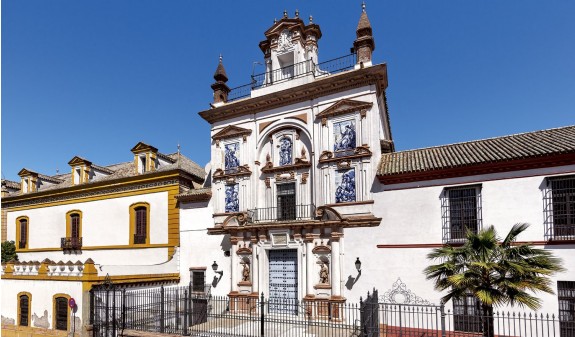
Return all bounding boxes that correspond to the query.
[345,273,361,290]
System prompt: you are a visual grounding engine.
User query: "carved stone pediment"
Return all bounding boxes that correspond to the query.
[318,146,372,164]
[236,247,252,255]
[316,99,373,126]
[212,125,252,144]
[315,206,344,221]
[213,165,252,181]
[312,245,331,254]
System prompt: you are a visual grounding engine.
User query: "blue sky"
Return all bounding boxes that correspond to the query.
[2,1,574,181]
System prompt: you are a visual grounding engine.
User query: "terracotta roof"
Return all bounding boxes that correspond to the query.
[1,179,20,190]
[175,187,212,202]
[3,152,206,197]
[377,125,575,177]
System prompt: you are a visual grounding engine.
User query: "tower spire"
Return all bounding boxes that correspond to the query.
[211,54,230,105]
[353,2,375,66]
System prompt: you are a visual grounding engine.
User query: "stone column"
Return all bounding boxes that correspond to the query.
[305,233,318,297]
[330,232,343,298]
[230,236,239,293]
[251,238,259,294]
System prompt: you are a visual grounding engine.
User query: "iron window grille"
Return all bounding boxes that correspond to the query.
[558,281,575,336]
[441,185,482,243]
[277,183,296,221]
[191,271,206,293]
[61,237,83,250]
[19,295,29,326]
[453,294,482,333]
[543,175,575,241]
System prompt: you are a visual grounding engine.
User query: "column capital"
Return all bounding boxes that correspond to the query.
[304,233,319,243]
[330,232,344,241]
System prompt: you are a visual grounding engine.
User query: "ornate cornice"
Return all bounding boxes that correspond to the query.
[318,146,372,164]
[261,161,311,174]
[213,165,252,181]
[199,64,388,124]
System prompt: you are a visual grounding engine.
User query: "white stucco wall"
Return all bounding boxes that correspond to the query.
[343,165,575,314]
[6,191,169,265]
[179,199,230,296]
[1,279,84,330]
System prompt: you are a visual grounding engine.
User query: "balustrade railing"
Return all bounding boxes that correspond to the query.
[228,53,356,101]
[61,237,82,250]
[247,204,316,223]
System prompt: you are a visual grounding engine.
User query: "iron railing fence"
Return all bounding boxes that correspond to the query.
[543,175,575,241]
[61,237,82,250]
[90,283,211,337]
[247,204,316,223]
[91,284,575,337]
[228,53,356,101]
[189,294,361,337]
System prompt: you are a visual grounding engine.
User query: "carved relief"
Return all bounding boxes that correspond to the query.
[275,171,296,181]
[241,263,250,282]
[213,165,252,181]
[379,278,433,305]
[265,177,271,188]
[337,160,351,170]
[301,172,309,184]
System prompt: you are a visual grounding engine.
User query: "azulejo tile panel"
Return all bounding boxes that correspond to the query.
[225,184,239,212]
[335,168,356,203]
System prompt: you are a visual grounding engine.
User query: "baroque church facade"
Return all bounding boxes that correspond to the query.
[2,5,575,337]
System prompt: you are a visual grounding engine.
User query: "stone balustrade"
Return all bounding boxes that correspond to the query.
[1,258,95,278]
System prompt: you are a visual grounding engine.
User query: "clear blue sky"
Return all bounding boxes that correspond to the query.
[2,1,574,181]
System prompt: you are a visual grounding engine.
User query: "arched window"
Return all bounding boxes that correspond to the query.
[130,203,150,245]
[16,216,29,250]
[18,292,31,326]
[53,294,70,331]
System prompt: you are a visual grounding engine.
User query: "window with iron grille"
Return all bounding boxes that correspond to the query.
[55,297,68,331]
[19,295,29,326]
[134,206,147,244]
[277,183,296,221]
[441,185,482,243]
[453,294,482,333]
[544,175,575,240]
[558,281,575,336]
[191,270,206,293]
[19,219,28,249]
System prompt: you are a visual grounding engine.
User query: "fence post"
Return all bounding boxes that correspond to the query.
[260,292,265,337]
[183,289,189,336]
[89,289,94,325]
[112,288,116,337]
[160,285,165,333]
[121,289,126,331]
[440,302,446,337]
[188,281,192,327]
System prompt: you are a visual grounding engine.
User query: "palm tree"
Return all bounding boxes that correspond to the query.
[424,223,564,337]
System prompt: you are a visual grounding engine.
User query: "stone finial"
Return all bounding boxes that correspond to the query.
[309,15,313,24]
[283,9,288,18]
[362,1,366,12]
[295,9,299,18]
[274,18,277,24]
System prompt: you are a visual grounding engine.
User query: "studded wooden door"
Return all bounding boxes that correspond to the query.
[268,249,298,314]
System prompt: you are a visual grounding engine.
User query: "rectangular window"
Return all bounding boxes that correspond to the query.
[558,281,575,336]
[191,271,206,293]
[544,175,575,240]
[277,183,296,221]
[441,185,482,243]
[453,294,482,333]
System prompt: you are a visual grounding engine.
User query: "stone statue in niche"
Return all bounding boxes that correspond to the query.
[319,263,329,284]
[241,263,250,282]
[279,137,292,166]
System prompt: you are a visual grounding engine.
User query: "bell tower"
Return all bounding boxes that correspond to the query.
[353,2,375,66]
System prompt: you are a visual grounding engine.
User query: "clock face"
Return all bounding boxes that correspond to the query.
[278,30,292,51]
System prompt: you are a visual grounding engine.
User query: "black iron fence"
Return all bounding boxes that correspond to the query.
[228,53,356,101]
[91,284,575,337]
[247,204,316,223]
